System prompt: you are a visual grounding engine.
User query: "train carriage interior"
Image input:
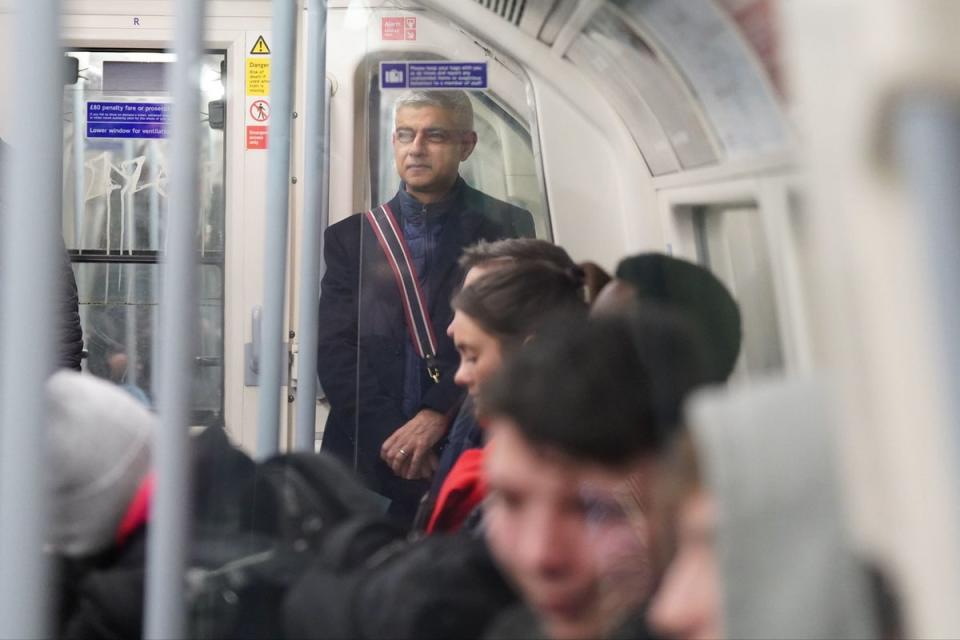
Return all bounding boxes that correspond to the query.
[0,0,959,637]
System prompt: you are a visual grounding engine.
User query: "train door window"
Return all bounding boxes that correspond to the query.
[365,54,551,239]
[693,203,785,378]
[63,50,226,423]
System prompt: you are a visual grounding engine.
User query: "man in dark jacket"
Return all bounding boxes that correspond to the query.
[317,90,533,523]
[0,138,83,370]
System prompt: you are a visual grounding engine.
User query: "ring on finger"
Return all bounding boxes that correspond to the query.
[398,448,408,457]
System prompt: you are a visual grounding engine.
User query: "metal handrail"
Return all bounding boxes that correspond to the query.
[142,0,205,636]
[257,0,300,458]
[0,1,63,636]
[294,0,331,452]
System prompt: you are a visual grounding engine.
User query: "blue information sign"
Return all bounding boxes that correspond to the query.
[86,101,170,139]
[380,62,488,90]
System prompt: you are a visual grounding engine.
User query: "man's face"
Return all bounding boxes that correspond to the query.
[393,105,477,198]
[448,308,503,398]
[484,420,651,640]
[648,490,722,640]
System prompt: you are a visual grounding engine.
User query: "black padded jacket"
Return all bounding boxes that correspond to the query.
[0,139,83,371]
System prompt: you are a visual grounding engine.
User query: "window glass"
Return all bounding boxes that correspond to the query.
[63,51,225,254]
[74,261,224,420]
[367,53,551,238]
[614,0,788,158]
[62,50,226,422]
[567,5,718,174]
[694,204,785,378]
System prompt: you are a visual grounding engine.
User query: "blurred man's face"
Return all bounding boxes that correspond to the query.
[484,420,652,640]
[393,105,476,200]
[648,490,722,640]
[448,309,503,398]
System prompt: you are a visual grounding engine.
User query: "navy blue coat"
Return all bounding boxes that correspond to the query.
[317,183,533,516]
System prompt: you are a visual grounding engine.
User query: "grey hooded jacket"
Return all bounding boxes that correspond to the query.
[688,377,877,639]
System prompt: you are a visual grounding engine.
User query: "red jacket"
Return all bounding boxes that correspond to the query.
[426,448,486,533]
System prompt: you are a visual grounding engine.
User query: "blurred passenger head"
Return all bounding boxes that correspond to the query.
[621,304,711,445]
[392,90,477,199]
[459,237,577,287]
[448,261,586,397]
[649,380,879,640]
[480,317,696,639]
[593,253,742,383]
[647,431,721,640]
[45,371,155,557]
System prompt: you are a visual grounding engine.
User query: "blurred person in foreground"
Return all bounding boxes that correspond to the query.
[648,379,879,639]
[47,371,155,639]
[283,255,587,640]
[48,371,378,639]
[479,314,703,639]
[479,253,743,639]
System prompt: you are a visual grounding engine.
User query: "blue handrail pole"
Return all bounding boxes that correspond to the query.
[294,0,329,451]
[0,0,62,636]
[142,0,205,636]
[258,0,299,457]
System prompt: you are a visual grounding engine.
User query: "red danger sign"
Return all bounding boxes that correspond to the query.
[246,125,268,150]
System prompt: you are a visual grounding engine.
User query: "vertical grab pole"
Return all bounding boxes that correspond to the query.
[258,0,299,457]
[142,0,205,636]
[0,0,62,637]
[293,0,329,451]
[894,96,960,463]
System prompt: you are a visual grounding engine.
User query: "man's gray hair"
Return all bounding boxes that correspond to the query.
[393,90,475,132]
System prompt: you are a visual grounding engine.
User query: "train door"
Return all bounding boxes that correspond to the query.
[293,3,555,511]
[58,7,280,451]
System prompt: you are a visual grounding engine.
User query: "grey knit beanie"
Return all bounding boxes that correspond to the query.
[46,371,154,557]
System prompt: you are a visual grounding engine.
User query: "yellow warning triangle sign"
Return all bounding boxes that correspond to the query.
[250,35,270,55]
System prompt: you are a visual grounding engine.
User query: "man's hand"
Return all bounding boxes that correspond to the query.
[381,408,448,480]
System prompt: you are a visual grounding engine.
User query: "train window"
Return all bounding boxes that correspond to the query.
[693,203,785,378]
[62,50,226,422]
[613,0,788,159]
[366,53,551,239]
[566,4,718,174]
[72,261,224,420]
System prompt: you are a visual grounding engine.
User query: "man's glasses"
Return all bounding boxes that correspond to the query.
[395,127,465,145]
